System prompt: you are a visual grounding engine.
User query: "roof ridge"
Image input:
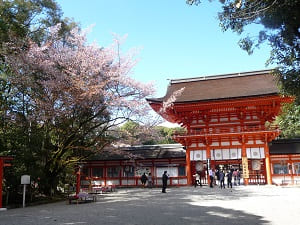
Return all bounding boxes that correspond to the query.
[170,69,273,84]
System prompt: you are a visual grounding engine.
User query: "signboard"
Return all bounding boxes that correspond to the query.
[135,167,150,176]
[195,162,204,171]
[207,158,211,169]
[21,175,30,185]
[156,167,177,177]
[124,165,130,172]
[242,157,249,178]
[252,160,261,171]
[21,175,30,208]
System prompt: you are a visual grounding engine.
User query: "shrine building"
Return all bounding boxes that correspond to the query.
[79,144,187,191]
[78,136,300,191]
[77,70,299,191]
[146,69,294,185]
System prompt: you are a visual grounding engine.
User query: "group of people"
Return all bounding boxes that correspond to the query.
[140,172,153,188]
[214,169,233,189]
[210,168,241,188]
[142,167,240,193]
[193,167,241,189]
[141,171,169,193]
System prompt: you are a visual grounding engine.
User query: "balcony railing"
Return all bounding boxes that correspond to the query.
[173,124,279,138]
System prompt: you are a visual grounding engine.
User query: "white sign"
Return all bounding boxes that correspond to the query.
[195,162,204,171]
[242,157,249,178]
[156,167,178,177]
[21,175,30,184]
[252,160,261,170]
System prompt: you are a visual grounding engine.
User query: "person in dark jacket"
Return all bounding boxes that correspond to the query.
[226,170,233,188]
[215,169,220,186]
[162,171,168,193]
[219,170,225,189]
[141,173,148,187]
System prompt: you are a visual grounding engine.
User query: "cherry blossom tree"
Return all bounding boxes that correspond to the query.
[160,87,185,113]
[5,24,155,193]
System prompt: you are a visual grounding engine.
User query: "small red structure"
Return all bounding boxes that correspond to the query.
[76,166,81,195]
[147,70,294,185]
[0,156,13,209]
[269,139,300,185]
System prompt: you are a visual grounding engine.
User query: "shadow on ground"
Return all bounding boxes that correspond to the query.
[0,186,271,225]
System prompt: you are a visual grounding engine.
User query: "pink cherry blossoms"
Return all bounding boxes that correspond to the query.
[160,87,185,113]
[7,24,155,123]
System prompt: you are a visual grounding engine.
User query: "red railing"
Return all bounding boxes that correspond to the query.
[173,124,279,138]
[80,176,188,189]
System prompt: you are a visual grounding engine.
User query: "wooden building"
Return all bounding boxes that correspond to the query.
[79,139,300,190]
[270,139,300,185]
[78,70,298,189]
[147,69,294,185]
[80,144,187,191]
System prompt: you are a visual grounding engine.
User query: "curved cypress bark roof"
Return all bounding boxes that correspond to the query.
[147,69,279,103]
[270,139,300,154]
[88,144,186,161]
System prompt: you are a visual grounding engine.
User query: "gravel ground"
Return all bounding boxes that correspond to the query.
[0,185,299,225]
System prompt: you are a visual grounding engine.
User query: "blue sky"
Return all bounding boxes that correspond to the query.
[56,0,273,98]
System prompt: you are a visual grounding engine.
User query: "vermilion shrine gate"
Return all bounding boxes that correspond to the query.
[0,156,13,209]
[147,70,293,185]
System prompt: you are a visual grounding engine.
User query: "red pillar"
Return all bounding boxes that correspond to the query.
[264,141,272,185]
[206,144,211,185]
[0,159,3,208]
[186,148,192,185]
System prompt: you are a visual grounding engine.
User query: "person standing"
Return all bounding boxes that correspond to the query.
[193,172,202,187]
[209,168,214,188]
[233,169,238,185]
[148,172,153,188]
[162,171,168,193]
[141,173,148,187]
[237,169,241,185]
[215,168,220,187]
[226,170,233,188]
[219,170,225,189]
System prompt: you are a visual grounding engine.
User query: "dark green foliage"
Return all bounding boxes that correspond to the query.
[118,121,185,145]
[188,0,300,102]
[0,0,78,200]
[153,126,184,144]
[277,103,300,138]
[187,0,300,137]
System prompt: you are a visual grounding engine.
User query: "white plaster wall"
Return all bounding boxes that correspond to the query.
[231,141,240,145]
[211,142,219,146]
[221,141,230,146]
[220,117,228,122]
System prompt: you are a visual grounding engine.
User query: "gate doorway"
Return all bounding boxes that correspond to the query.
[213,159,266,185]
[191,159,266,186]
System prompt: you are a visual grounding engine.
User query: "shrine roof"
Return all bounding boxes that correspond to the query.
[88,144,186,161]
[147,69,279,103]
[270,138,300,154]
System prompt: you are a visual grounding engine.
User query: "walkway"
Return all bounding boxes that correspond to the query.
[0,185,299,225]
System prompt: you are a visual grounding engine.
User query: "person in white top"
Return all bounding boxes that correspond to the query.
[193,172,202,187]
[147,173,153,188]
[208,168,214,188]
